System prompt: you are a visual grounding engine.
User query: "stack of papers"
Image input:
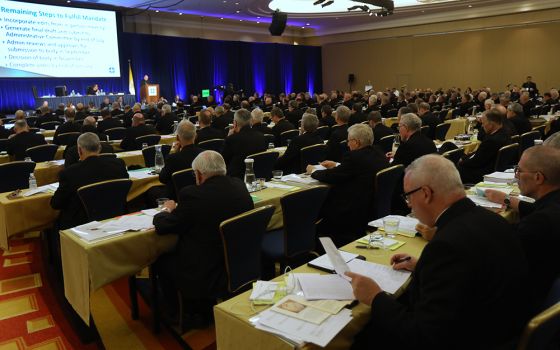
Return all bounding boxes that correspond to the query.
[483,171,515,183]
[368,215,419,237]
[312,162,340,171]
[128,168,157,179]
[70,214,154,243]
[347,259,411,294]
[249,281,286,305]
[70,221,127,242]
[280,174,319,184]
[467,195,503,209]
[23,183,59,197]
[264,182,296,190]
[307,250,358,273]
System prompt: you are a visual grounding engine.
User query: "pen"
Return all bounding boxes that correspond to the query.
[394,256,411,263]
[355,245,378,249]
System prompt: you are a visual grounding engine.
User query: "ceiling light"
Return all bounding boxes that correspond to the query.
[313,0,327,4]
[66,0,71,3]
[306,23,310,25]
[155,10,159,12]
[179,13,183,15]
[220,17,224,19]
[322,0,334,7]
[256,21,260,23]
[236,10,240,13]
[468,4,472,7]
[235,2,239,4]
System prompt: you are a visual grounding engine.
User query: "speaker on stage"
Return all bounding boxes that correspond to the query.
[55,85,67,97]
[269,10,287,36]
[348,74,355,84]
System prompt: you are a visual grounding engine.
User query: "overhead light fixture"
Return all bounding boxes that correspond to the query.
[321,0,334,8]
[313,0,327,5]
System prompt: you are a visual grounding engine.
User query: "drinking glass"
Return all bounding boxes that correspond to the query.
[272,170,283,181]
[157,198,169,210]
[383,217,400,238]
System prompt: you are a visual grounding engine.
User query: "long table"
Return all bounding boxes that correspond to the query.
[384,117,467,140]
[0,171,162,250]
[58,180,316,325]
[35,94,137,109]
[214,235,427,349]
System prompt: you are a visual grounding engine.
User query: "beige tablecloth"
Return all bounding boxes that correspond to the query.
[214,235,428,350]
[383,117,466,140]
[0,174,161,250]
[60,225,177,325]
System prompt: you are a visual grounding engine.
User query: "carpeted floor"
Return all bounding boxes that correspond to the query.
[0,235,217,350]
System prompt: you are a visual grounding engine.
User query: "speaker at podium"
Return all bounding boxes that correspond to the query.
[55,85,67,97]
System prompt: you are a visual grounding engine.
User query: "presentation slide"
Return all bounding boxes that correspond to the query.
[0,0,120,78]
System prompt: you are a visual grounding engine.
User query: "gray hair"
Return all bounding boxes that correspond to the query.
[418,102,430,111]
[234,108,252,128]
[251,108,264,123]
[507,102,523,115]
[301,113,319,133]
[83,116,97,126]
[406,154,465,196]
[77,132,101,153]
[348,123,373,146]
[14,119,28,130]
[523,146,560,186]
[162,104,172,114]
[192,150,227,177]
[543,131,560,149]
[400,113,422,131]
[215,105,225,116]
[335,105,351,123]
[484,99,495,108]
[177,120,196,142]
[368,95,377,105]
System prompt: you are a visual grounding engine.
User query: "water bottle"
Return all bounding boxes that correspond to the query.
[173,120,179,135]
[244,158,256,191]
[154,144,164,174]
[534,139,543,146]
[142,142,148,149]
[286,139,292,146]
[71,89,75,96]
[28,173,37,190]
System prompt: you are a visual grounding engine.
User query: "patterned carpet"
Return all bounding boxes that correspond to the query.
[0,235,217,350]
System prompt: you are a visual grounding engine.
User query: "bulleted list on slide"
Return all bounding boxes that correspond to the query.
[0,0,120,78]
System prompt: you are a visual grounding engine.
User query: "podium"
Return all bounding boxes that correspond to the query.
[140,83,159,103]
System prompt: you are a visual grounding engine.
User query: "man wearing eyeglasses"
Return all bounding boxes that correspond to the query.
[346,155,529,349]
[458,108,511,184]
[391,113,437,168]
[485,145,560,312]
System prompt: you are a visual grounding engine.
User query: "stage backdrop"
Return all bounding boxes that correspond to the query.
[0,32,322,113]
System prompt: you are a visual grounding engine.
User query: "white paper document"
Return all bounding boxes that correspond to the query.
[128,168,157,179]
[141,208,161,217]
[270,296,331,324]
[297,274,354,300]
[250,281,281,302]
[318,237,351,279]
[23,183,59,197]
[70,221,126,242]
[98,214,154,232]
[368,215,419,237]
[467,194,503,209]
[483,171,515,183]
[347,259,411,294]
[308,250,359,272]
[312,162,340,171]
[263,182,295,190]
[280,174,319,184]
[255,308,353,347]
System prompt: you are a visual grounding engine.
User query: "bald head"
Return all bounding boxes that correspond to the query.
[177,120,196,143]
[132,113,145,127]
[543,132,560,149]
[522,146,560,187]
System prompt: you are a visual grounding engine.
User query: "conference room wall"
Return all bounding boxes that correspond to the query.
[320,14,560,93]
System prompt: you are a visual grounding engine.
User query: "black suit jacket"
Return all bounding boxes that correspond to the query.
[285,109,303,126]
[120,124,158,151]
[271,119,295,147]
[312,146,388,245]
[156,113,177,135]
[63,142,114,168]
[0,126,11,139]
[158,144,204,200]
[355,198,529,349]
[421,112,440,139]
[196,127,224,144]
[97,117,122,133]
[50,156,129,229]
[458,127,511,184]
[153,175,253,298]
[211,113,234,135]
[516,189,560,311]
[36,114,61,128]
[326,124,349,162]
[508,115,532,136]
[372,123,393,145]
[251,122,272,135]
[222,126,267,178]
[393,131,437,168]
[319,115,336,128]
[7,131,47,160]
[349,112,367,126]
[276,132,323,174]
[53,121,82,145]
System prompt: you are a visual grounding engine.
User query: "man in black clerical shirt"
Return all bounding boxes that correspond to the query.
[522,75,538,98]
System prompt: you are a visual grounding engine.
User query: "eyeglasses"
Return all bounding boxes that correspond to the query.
[513,165,541,176]
[401,186,422,204]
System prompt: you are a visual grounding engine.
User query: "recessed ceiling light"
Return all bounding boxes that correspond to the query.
[223,0,226,2]
[235,2,239,4]
[220,17,224,19]
[66,0,71,3]
[335,17,339,20]
[239,19,243,21]
[306,23,310,25]
[179,13,183,15]
[421,10,424,12]
[236,10,240,13]
[468,4,472,7]
[256,21,260,23]
[301,26,305,29]
[257,16,260,19]
[155,10,159,12]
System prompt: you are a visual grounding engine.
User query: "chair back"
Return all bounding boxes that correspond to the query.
[300,144,327,172]
[443,148,464,165]
[77,179,132,221]
[172,168,195,196]
[517,276,560,350]
[56,132,80,146]
[339,140,349,158]
[372,165,404,219]
[520,130,542,154]
[529,106,542,117]
[511,134,521,144]
[142,144,171,168]
[25,144,58,162]
[135,134,161,149]
[248,151,279,180]
[106,127,127,141]
[495,143,519,171]
[378,135,395,153]
[438,140,459,154]
[438,109,450,122]
[532,124,546,139]
[41,121,61,130]
[280,186,330,257]
[435,122,451,141]
[29,127,40,134]
[420,125,430,137]
[99,153,117,159]
[263,134,275,146]
[198,138,225,153]
[280,129,299,146]
[26,116,38,127]
[0,161,36,193]
[220,205,275,294]
[386,109,398,118]
[316,125,330,139]
[0,138,8,152]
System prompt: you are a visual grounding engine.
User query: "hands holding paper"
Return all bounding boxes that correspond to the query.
[344,271,382,307]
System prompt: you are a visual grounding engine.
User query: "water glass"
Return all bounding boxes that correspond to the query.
[272,170,283,181]
[157,198,169,210]
[257,178,266,190]
[142,142,148,149]
[383,217,400,238]
[268,142,275,149]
